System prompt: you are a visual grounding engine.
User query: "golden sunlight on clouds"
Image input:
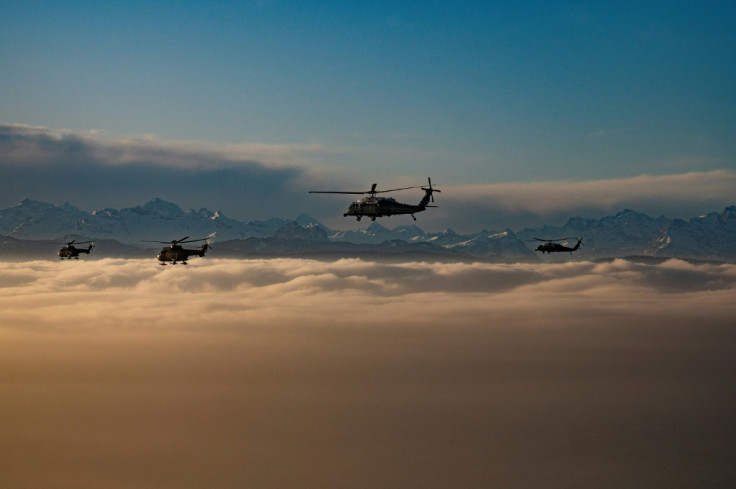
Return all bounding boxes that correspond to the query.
[1,258,735,488]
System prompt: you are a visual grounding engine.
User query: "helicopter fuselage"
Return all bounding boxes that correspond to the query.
[58,244,94,259]
[536,243,574,253]
[344,188,435,221]
[157,244,209,265]
[344,196,429,221]
[535,238,583,254]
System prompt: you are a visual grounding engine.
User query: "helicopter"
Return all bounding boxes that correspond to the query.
[57,240,95,259]
[309,177,440,221]
[533,237,584,254]
[144,236,213,265]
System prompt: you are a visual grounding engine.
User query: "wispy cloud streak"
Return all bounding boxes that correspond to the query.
[438,171,736,229]
[450,172,736,213]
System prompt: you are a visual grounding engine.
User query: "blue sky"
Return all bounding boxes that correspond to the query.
[1,1,734,231]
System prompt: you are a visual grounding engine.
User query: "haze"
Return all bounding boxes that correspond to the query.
[2,258,734,488]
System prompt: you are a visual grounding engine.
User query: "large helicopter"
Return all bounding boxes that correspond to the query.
[57,240,95,259]
[533,237,584,254]
[309,177,440,221]
[144,236,213,265]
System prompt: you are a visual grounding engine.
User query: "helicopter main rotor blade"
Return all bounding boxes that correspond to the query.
[178,238,209,244]
[310,181,431,195]
[374,186,422,193]
[143,236,212,245]
[62,240,95,245]
[309,188,419,194]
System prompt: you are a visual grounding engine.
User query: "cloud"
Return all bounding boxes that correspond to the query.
[438,171,736,230]
[1,258,735,488]
[0,122,340,219]
[0,122,342,169]
[458,172,736,214]
[2,257,735,332]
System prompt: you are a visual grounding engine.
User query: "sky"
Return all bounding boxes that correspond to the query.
[1,257,735,487]
[1,1,735,231]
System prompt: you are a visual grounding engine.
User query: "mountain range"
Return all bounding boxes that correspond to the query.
[1,198,734,262]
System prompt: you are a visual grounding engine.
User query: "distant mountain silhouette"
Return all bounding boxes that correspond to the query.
[0,198,291,243]
[0,199,734,261]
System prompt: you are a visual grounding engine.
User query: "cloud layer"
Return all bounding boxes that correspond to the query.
[437,171,736,230]
[1,258,735,488]
[2,257,735,330]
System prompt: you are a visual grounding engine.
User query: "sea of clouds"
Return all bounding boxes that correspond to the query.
[1,258,735,488]
[2,257,735,331]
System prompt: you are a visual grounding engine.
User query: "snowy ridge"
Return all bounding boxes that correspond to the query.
[0,198,290,244]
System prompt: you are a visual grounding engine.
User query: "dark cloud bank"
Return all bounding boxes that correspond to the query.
[1,258,735,488]
[0,123,306,220]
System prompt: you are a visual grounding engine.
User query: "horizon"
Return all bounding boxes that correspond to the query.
[4,194,735,235]
[1,122,734,232]
[2,195,735,264]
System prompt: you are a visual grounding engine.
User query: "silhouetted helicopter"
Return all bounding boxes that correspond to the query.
[309,177,440,221]
[144,236,213,265]
[533,237,584,254]
[57,240,95,259]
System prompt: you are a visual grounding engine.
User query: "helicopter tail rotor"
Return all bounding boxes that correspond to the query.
[199,240,213,256]
[202,233,215,255]
[421,177,440,203]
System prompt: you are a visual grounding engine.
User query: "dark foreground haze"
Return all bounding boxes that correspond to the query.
[1,258,735,488]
